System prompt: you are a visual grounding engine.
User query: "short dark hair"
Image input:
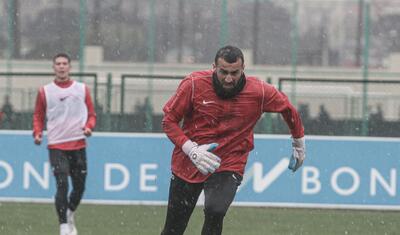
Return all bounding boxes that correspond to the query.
[53,53,71,63]
[214,45,244,66]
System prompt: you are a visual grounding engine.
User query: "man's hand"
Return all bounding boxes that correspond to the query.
[182,140,221,175]
[83,127,92,137]
[34,133,42,145]
[288,137,305,172]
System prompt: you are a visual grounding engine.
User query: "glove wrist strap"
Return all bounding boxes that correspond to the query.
[292,136,305,148]
[182,140,198,156]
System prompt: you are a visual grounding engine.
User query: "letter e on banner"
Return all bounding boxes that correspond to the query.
[140,164,158,192]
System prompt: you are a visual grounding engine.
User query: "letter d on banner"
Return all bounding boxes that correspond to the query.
[104,163,130,191]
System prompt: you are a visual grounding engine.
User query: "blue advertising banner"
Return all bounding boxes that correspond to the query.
[0,131,399,209]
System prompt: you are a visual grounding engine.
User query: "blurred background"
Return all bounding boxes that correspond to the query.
[0,0,400,136]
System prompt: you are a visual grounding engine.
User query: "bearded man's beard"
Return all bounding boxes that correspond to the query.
[212,72,246,99]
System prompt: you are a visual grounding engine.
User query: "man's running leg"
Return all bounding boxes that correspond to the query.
[202,171,242,235]
[49,149,72,235]
[161,174,203,235]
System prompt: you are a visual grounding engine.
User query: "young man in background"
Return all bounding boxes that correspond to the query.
[33,53,96,235]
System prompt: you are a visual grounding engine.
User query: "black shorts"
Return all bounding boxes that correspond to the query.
[49,148,87,175]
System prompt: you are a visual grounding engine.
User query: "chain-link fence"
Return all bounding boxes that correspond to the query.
[1,0,400,136]
[1,1,400,68]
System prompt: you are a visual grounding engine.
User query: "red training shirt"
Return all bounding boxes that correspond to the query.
[162,70,304,183]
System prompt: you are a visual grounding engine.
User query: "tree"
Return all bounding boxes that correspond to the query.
[230,1,292,65]
[373,14,400,53]
[24,7,80,59]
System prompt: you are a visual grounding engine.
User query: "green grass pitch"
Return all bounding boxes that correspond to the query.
[0,202,398,234]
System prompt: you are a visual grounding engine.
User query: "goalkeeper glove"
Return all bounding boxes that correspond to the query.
[288,137,305,172]
[182,140,221,175]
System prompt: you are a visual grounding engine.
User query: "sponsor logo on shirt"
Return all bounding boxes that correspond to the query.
[202,100,216,105]
[59,96,69,101]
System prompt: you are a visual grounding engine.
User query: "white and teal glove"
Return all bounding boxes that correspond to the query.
[288,137,306,172]
[182,140,221,175]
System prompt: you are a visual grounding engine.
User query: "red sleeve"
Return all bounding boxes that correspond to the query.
[32,87,46,137]
[162,77,193,148]
[84,85,96,130]
[262,83,304,138]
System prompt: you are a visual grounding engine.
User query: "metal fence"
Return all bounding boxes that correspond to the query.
[0,72,99,130]
[2,1,400,74]
[278,77,400,136]
[1,72,400,137]
[0,72,99,109]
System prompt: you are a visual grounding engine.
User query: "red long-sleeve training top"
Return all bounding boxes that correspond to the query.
[162,70,304,183]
